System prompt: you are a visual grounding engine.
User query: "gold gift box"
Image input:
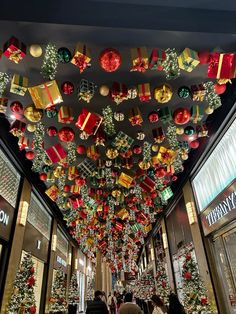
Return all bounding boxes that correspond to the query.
[131,47,148,70]
[71,43,91,69]
[144,224,152,233]
[157,146,177,165]
[118,171,135,188]
[178,48,200,72]
[45,185,59,202]
[116,208,129,220]
[10,74,28,96]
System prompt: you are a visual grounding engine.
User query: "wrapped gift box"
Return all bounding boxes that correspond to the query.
[78,79,96,103]
[10,74,28,96]
[3,36,26,63]
[18,136,29,150]
[68,166,79,181]
[45,185,59,202]
[190,84,206,101]
[208,53,236,79]
[75,108,102,135]
[116,208,129,220]
[191,105,204,124]
[58,106,74,124]
[159,107,172,123]
[152,127,165,143]
[0,98,8,113]
[77,158,96,177]
[160,186,173,201]
[178,48,200,72]
[137,212,149,225]
[149,48,166,70]
[140,176,155,192]
[157,146,177,165]
[118,170,135,188]
[28,80,63,109]
[70,185,81,194]
[87,145,100,161]
[130,47,148,72]
[129,107,143,126]
[46,172,55,183]
[196,124,208,137]
[112,131,134,153]
[138,83,151,102]
[46,143,67,163]
[111,82,128,104]
[166,165,175,175]
[10,120,26,137]
[144,224,152,233]
[71,43,91,73]
[131,223,141,233]
[115,221,123,231]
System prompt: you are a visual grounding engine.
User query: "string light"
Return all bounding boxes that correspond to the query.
[41,43,59,80]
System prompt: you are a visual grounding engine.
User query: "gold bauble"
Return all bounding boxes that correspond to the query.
[29,44,43,57]
[205,106,214,115]
[138,160,151,170]
[112,189,121,198]
[106,147,119,159]
[53,166,64,178]
[99,85,110,96]
[181,153,189,160]
[24,104,43,122]
[151,144,159,152]
[176,127,184,135]
[26,124,36,132]
[154,84,173,103]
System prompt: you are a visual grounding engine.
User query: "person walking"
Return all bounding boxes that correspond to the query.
[118,293,142,314]
[108,292,117,314]
[151,295,168,314]
[86,290,109,314]
[168,293,185,314]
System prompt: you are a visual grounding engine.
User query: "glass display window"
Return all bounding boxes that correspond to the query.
[78,271,85,312]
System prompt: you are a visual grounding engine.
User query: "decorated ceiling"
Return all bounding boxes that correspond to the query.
[0,21,234,274]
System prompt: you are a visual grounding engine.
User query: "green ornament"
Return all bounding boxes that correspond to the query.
[46,108,58,118]
[178,86,190,99]
[42,165,51,173]
[57,47,72,63]
[184,126,195,136]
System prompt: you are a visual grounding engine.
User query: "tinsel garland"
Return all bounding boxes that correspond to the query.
[67,142,77,165]
[154,177,165,191]
[162,48,180,80]
[41,43,59,80]
[172,154,184,173]
[166,123,179,150]
[0,72,10,97]
[32,122,47,172]
[56,174,66,208]
[133,185,142,200]
[102,106,116,136]
[203,81,222,110]
[105,168,114,188]
[143,141,152,162]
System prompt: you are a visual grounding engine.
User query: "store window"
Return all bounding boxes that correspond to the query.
[79,271,85,312]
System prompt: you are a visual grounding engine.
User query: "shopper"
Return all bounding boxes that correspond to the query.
[118,293,142,314]
[108,292,117,314]
[86,290,109,314]
[168,293,185,314]
[151,295,168,314]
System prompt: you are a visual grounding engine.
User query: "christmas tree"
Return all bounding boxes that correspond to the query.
[156,262,170,304]
[49,269,68,313]
[7,252,37,314]
[86,278,95,301]
[68,272,80,305]
[182,245,213,314]
[134,271,156,300]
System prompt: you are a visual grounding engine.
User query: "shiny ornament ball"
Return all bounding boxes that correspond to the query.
[42,165,51,173]
[148,111,159,123]
[47,126,58,137]
[151,144,159,152]
[205,106,214,115]
[57,47,72,63]
[136,131,145,141]
[198,51,210,64]
[128,87,138,99]
[173,107,191,125]
[184,126,195,136]
[155,168,166,178]
[105,160,113,167]
[46,107,57,118]
[24,105,43,122]
[189,140,200,149]
[25,151,35,160]
[61,81,74,95]
[133,145,142,154]
[114,111,125,122]
[139,160,151,170]
[80,131,89,140]
[154,84,173,103]
[39,173,47,181]
[10,101,23,114]
[27,124,36,132]
[99,48,122,72]
[178,86,190,99]
[176,127,184,135]
[214,83,226,95]
[63,185,71,193]
[99,85,110,96]
[58,127,75,142]
[172,175,178,181]
[181,153,188,160]
[29,44,42,58]
[76,145,86,154]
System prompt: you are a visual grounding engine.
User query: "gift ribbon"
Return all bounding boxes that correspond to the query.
[131,48,147,72]
[81,112,92,131]
[43,83,55,107]
[217,53,224,79]
[51,146,64,162]
[8,47,22,63]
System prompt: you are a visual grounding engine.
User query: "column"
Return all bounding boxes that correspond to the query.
[95,251,102,291]
[1,178,31,313]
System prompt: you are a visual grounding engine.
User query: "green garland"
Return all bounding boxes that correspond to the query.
[166,123,179,150]
[162,48,180,80]
[143,141,152,162]
[0,72,10,97]
[56,173,66,209]
[32,122,47,172]
[203,81,222,110]
[102,106,116,136]
[67,142,77,165]
[41,43,59,80]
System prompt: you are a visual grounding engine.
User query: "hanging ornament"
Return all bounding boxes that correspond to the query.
[205,106,214,115]
[39,173,47,181]
[102,106,116,136]
[61,81,74,95]
[128,87,138,99]
[114,111,125,122]
[93,129,106,146]
[173,108,191,125]
[45,107,58,118]
[178,86,190,99]
[24,105,43,123]
[10,101,23,114]
[42,165,51,173]
[25,151,35,160]
[0,72,10,97]
[106,147,119,159]
[176,127,184,135]
[214,83,226,95]
[136,131,145,141]
[162,48,180,80]
[198,51,210,64]
[58,127,75,142]
[151,144,159,152]
[203,81,222,111]
[181,152,188,160]
[67,142,77,165]
[57,47,72,63]
[155,168,166,178]
[29,44,43,57]
[41,43,59,80]
[154,84,173,103]
[138,160,151,170]
[148,111,159,123]
[99,85,110,96]
[47,126,58,137]
[80,131,90,140]
[105,160,113,167]
[63,185,71,193]
[133,145,142,155]
[99,48,122,72]
[27,124,36,133]
[184,126,195,136]
[76,145,86,155]
[189,140,200,149]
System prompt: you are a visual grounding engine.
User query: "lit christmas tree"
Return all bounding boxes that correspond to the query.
[86,278,95,301]
[156,263,170,304]
[49,269,67,313]
[134,271,156,300]
[182,245,213,314]
[68,272,80,305]
[41,43,59,80]
[7,252,37,314]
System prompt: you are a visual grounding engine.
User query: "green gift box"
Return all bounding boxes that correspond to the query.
[159,107,172,123]
[191,105,204,124]
[178,48,200,72]
[10,74,28,96]
[112,131,134,153]
[161,186,173,201]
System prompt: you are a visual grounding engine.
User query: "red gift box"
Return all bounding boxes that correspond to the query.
[208,53,236,79]
[75,108,102,135]
[149,48,166,70]
[58,106,74,124]
[10,120,26,137]
[111,82,128,104]
[46,143,67,163]
[138,83,151,102]
[3,36,26,63]
[140,176,155,192]
[18,136,29,150]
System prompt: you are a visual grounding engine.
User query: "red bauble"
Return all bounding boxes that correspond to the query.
[61,81,74,95]
[58,127,75,142]
[27,276,35,286]
[39,173,47,181]
[155,168,166,178]
[63,185,71,193]
[186,254,192,261]
[201,297,208,305]
[184,272,192,280]
[148,111,159,123]
[10,101,23,114]
[99,48,122,72]
[25,151,35,160]
[133,145,142,154]
[75,177,86,186]
[214,83,226,95]
[30,306,36,314]
[47,126,58,137]
[76,145,86,155]
[30,267,35,274]
[198,51,210,64]
[173,107,191,125]
[172,175,178,181]
[189,140,199,149]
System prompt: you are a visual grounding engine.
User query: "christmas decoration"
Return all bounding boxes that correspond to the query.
[68,272,80,305]
[102,106,116,136]
[29,44,42,57]
[78,79,96,103]
[111,82,128,104]
[130,47,148,72]
[100,48,122,72]
[178,48,200,72]
[24,104,43,123]
[156,263,171,304]
[208,53,236,79]
[99,85,110,96]
[58,47,72,63]
[58,127,75,142]
[114,111,125,122]
[32,122,47,172]
[178,86,190,99]
[149,48,166,70]
[41,43,59,80]
[203,81,222,111]
[61,81,74,95]
[49,269,68,313]
[3,36,26,63]
[128,86,138,99]
[138,83,151,102]
[148,111,159,123]
[10,101,23,114]
[75,108,102,135]
[47,126,58,137]
[154,84,173,103]
[71,44,91,72]
[129,107,143,126]
[10,74,28,96]
[0,72,10,97]
[0,97,8,114]
[162,48,180,80]
[214,83,226,95]
[7,253,36,314]
[173,107,191,125]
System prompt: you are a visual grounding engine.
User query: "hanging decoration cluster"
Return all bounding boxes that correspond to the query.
[41,43,59,80]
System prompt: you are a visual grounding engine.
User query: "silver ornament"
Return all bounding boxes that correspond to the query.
[136,131,146,141]
[114,111,125,122]
[80,131,89,140]
[128,87,138,99]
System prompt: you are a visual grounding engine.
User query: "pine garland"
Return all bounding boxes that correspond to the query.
[41,43,59,80]
[203,81,222,110]
[162,48,180,80]
[102,106,116,136]
[67,142,77,165]
[32,122,47,172]
[143,141,152,162]
[56,173,66,208]
[167,123,179,150]
[0,72,10,97]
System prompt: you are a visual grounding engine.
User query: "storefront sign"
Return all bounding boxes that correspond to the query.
[0,196,14,241]
[55,250,68,272]
[201,180,236,236]
[56,255,67,267]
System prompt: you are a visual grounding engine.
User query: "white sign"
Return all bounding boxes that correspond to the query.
[57,255,67,267]
[0,209,9,226]
[37,240,41,250]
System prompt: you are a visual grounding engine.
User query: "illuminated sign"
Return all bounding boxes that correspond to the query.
[57,255,67,267]
[0,209,9,226]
